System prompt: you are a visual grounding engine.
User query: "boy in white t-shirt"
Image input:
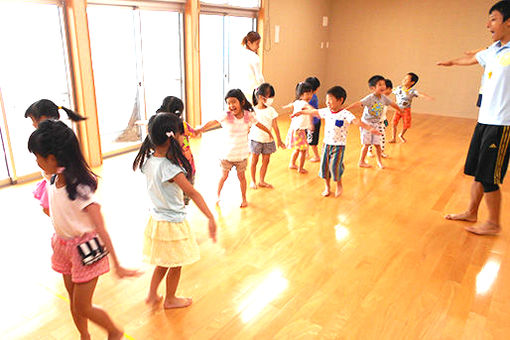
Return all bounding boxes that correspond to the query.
[292,86,380,197]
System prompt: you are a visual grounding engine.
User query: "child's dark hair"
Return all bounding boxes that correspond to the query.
[28,120,97,200]
[242,31,261,47]
[156,96,184,117]
[326,86,347,102]
[305,77,321,91]
[295,82,313,100]
[385,79,393,89]
[490,1,510,22]
[225,89,254,112]
[252,83,275,106]
[407,72,419,85]
[368,75,386,87]
[25,99,86,122]
[133,113,192,180]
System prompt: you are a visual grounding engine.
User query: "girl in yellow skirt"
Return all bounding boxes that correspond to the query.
[133,113,217,309]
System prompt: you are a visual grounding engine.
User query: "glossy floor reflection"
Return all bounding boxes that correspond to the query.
[1,113,509,339]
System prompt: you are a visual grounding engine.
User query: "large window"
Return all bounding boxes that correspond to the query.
[0,1,73,183]
[201,0,259,8]
[199,14,255,122]
[87,5,184,156]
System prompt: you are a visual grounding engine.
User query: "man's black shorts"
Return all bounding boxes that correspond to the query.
[465,123,510,185]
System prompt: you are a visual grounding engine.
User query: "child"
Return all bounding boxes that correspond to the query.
[28,120,139,340]
[293,86,381,197]
[305,76,322,162]
[284,82,314,173]
[437,0,510,235]
[198,89,272,208]
[249,83,285,189]
[346,75,401,168]
[156,96,198,205]
[25,99,86,215]
[388,72,433,143]
[368,79,393,158]
[133,113,217,309]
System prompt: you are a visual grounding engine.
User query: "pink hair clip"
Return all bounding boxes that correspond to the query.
[56,167,66,174]
[166,131,175,138]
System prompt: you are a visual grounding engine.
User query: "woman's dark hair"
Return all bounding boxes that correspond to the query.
[28,120,97,200]
[305,77,321,91]
[252,83,275,106]
[156,96,184,117]
[225,89,254,112]
[295,82,313,100]
[133,113,192,180]
[25,99,86,122]
[242,31,261,47]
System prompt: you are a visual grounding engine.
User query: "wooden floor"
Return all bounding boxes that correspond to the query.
[2,113,510,339]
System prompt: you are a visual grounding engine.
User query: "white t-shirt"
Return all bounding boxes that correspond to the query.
[48,181,96,239]
[249,106,277,143]
[219,110,258,161]
[290,100,312,130]
[231,48,264,102]
[318,108,356,145]
[476,40,510,125]
[392,85,419,109]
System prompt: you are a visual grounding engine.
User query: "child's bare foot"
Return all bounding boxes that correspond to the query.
[240,200,248,208]
[258,181,273,188]
[289,164,298,170]
[358,162,371,168]
[164,296,193,309]
[145,294,163,307]
[107,329,124,340]
[377,161,384,169]
[298,168,308,174]
[465,222,501,235]
[250,182,258,189]
[444,211,477,222]
[321,189,330,197]
[381,152,388,158]
[335,188,343,197]
[388,138,396,143]
[398,133,407,143]
[309,157,320,162]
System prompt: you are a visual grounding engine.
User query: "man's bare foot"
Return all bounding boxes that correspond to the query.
[145,294,163,307]
[381,152,388,158]
[444,211,477,222]
[335,188,343,197]
[388,139,396,143]
[298,168,308,174]
[107,329,124,340]
[398,133,407,143]
[240,200,248,208]
[377,161,384,169]
[164,296,193,309]
[289,164,298,170]
[321,189,330,197]
[309,157,320,162]
[250,182,258,189]
[258,181,273,188]
[358,162,371,168]
[465,222,501,236]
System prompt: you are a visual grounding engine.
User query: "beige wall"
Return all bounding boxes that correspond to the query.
[263,0,331,108]
[324,0,494,118]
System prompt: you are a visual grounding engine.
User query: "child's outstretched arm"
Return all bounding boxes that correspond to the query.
[173,173,217,242]
[344,101,362,111]
[417,92,434,100]
[255,122,274,140]
[290,108,319,118]
[437,54,478,66]
[196,120,220,133]
[351,118,382,135]
[271,118,285,149]
[84,203,142,278]
[389,101,402,113]
[282,103,294,110]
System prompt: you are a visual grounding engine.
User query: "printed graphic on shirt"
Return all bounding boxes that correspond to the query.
[369,102,384,118]
[498,51,510,67]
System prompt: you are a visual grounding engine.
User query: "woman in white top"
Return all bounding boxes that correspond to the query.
[233,31,265,103]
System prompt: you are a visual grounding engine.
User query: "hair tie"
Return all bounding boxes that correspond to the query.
[56,167,65,174]
[166,131,175,138]
[57,106,62,110]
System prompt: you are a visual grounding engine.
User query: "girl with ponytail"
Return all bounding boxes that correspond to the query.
[133,113,217,309]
